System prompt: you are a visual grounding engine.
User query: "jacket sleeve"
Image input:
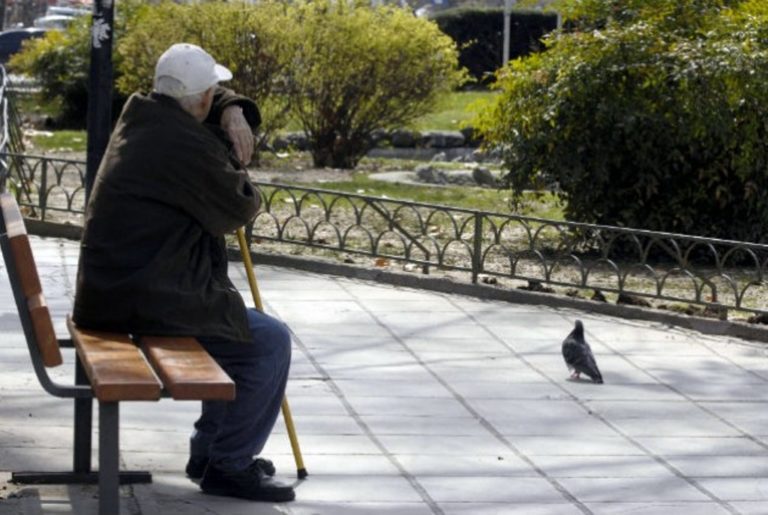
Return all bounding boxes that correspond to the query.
[206,86,262,130]
[161,131,261,236]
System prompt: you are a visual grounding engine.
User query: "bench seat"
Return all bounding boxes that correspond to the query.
[140,336,235,401]
[67,318,162,402]
[67,318,237,403]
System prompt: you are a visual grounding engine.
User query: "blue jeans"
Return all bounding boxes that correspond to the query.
[191,308,292,472]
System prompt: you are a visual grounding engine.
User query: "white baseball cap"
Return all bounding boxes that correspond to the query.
[153,43,232,98]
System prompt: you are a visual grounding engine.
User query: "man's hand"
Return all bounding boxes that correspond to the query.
[221,105,254,166]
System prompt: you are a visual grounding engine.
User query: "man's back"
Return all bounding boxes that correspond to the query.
[74,92,259,343]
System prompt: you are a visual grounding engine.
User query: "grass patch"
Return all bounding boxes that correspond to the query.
[282,90,497,132]
[282,173,563,219]
[27,129,86,153]
[408,91,497,131]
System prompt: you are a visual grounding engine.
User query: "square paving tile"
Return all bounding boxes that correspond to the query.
[359,415,486,437]
[438,502,584,515]
[416,476,567,503]
[585,502,732,515]
[694,478,768,501]
[374,434,510,456]
[343,396,470,418]
[634,436,768,457]
[511,436,644,457]
[393,454,535,477]
[292,475,424,502]
[665,455,768,478]
[286,502,433,515]
[529,455,676,478]
[555,477,712,502]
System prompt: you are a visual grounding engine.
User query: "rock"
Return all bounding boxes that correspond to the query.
[617,293,652,307]
[472,146,503,163]
[748,313,768,324]
[285,132,311,151]
[415,165,448,184]
[272,132,310,151]
[422,130,466,148]
[369,128,390,146]
[271,135,289,152]
[702,304,727,320]
[518,280,554,293]
[430,151,447,162]
[391,129,419,148]
[448,173,475,186]
[461,126,483,147]
[472,167,496,187]
[479,274,498,285]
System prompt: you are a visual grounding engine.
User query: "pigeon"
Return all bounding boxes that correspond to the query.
[561,320,603,383]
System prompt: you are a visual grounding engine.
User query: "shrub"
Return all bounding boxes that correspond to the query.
[283,0,466,168]
[430,7,558,85]
[12,0,465,169]
[10,17,99,127]
[117,1,294,151]
[476,0,768,242]
[11,1,293,144]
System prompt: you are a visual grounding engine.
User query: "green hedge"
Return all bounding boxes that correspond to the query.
[430,7,558,84]
[476,0,768,242]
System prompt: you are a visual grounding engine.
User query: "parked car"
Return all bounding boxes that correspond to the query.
[34,14,76,29]
[0,28,48,64]
[46,6,90,17]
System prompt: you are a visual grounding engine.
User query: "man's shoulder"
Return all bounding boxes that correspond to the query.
[116,94,222,150]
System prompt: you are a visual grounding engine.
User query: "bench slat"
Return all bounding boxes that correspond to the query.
[0,192,26,238]
[28,294,61,367]
[9,236,42,298]
[67,318,162,402]
[1,194,63,368]
[140,337,235,401]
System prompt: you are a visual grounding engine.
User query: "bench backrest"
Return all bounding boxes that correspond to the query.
[0,192,62,367]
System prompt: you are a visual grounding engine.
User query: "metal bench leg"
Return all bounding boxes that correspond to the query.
[74,359,92,474]
[11,365,151,487]
[99,401,120,515]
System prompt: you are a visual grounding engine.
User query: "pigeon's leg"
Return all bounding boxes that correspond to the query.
[570,371,580,380]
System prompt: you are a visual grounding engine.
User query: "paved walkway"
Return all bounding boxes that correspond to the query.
[1,236,768,515]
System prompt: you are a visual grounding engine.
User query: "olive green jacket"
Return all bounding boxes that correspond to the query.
[73,89,260,343]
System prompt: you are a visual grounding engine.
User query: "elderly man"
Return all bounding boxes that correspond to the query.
[73,43,294,502]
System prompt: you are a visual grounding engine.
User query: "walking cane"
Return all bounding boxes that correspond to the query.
[236,228,308,479]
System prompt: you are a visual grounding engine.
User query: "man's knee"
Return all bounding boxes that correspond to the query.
[249,312,292,362]
[263,320,291,360]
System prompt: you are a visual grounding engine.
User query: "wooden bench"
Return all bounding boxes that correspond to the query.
[0,192,236,515]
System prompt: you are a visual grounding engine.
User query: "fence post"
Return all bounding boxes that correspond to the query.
[472,214,483,284]
[39,159,47,221]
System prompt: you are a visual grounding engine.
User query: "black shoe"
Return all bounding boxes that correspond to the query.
[200,460,295,502]
[186,456,275,480]
[186,456,208,480]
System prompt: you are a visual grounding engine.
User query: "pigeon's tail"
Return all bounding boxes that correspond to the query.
[586,362,603,384]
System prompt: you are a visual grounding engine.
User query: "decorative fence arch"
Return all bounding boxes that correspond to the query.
[5,152,768,319]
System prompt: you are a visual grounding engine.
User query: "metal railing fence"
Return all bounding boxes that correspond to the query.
[6,151,768,318]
